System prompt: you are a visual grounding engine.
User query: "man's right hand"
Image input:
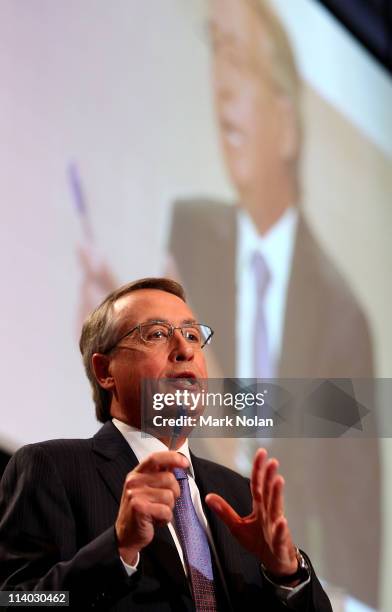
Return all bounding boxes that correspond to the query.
[115,451,188,565]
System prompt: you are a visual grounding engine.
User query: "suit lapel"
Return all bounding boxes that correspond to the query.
[279,214,327,377]
[170,199,237,377]
[92,421,139,504]
[206,204,237,378]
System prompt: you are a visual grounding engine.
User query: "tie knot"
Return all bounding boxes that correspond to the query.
[173,467,188,481]
[251,251,270,297]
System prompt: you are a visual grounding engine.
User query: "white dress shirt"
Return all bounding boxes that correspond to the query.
[236,206,298,378]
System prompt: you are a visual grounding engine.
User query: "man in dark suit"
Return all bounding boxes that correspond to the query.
[0,278,331,610]
[167,0,374,383]
[169,200,374,380]
[167,1,379,607]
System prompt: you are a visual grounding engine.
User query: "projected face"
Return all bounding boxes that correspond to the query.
[209,0,295,224]
[108,289,208,428]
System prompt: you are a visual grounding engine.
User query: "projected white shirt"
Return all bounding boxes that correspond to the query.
[236,206,298,378]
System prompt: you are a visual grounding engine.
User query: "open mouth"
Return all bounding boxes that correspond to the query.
[174,373,198,388]
[166,372,201,392]
[173,379,198,390]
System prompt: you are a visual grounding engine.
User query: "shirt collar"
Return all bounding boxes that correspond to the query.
[237,206,298,288]
[112,417,194,478]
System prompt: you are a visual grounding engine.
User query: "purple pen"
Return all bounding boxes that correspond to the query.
[67,161,95,243]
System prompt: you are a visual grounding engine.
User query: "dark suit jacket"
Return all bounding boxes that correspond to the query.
[0,422,331,611]
[168,199,380,607]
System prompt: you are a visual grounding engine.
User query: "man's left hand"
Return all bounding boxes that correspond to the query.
[205,448,298,578]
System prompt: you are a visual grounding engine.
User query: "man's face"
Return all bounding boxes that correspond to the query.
[106,289,208,428]
[209,0,288,198]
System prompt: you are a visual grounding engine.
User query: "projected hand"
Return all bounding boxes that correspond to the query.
[206,448,298,579]
[115,451,188,566]
[76,243,117,329]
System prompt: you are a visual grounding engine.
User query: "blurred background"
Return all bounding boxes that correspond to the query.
[0,0,391,609]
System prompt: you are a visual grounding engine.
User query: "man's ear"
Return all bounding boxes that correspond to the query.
[277,95,299,162]
[92,353,115,391]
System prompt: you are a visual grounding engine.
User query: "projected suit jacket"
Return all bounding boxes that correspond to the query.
[168,198,380,607]
[0,422,332,611]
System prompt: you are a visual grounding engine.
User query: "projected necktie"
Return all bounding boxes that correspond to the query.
[173,467,218,611]
[252,251,272,379]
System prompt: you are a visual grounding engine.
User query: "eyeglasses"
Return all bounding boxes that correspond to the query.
[105,320,214,353]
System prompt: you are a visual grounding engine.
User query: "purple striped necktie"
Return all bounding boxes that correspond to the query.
[252,251,272,379]
[173,467,218,611]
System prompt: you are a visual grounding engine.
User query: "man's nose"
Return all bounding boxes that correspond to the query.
[212,53,234,95]
[169,330,194,362]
